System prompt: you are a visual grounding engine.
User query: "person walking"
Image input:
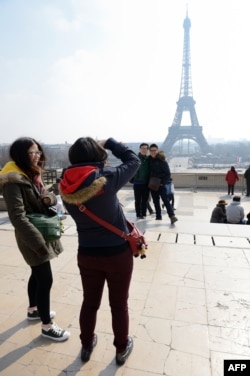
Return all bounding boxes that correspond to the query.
[131,143,150,219]
[210,200,227,223]
[226,196,245,224]
[60,137,140,365]
[244,165,250,196]
[148,144,178,224]
[0,137,70,341]
[225,166,239,195]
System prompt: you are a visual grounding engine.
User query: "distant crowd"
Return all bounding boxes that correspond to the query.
[210,164,250,224]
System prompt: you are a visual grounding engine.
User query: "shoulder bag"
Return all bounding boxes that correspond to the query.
[78,204,147,259]
[27,213,61,242]
[148,177,161,191]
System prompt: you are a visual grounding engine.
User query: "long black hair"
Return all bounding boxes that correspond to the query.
[9,137,46,177]
[68,137,108,164]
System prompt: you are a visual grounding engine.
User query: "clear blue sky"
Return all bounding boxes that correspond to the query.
[0,0,249,145]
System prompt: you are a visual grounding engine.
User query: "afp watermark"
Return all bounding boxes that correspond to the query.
[224,360,250,375]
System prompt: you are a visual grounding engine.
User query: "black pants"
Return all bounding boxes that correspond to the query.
[28,261,53,324]
[227,184,235,195]
[133,184,149,217]
[246,180,250,196]
[151,185,174,219]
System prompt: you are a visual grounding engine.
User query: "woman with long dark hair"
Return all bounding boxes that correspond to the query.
[0,137,70,342]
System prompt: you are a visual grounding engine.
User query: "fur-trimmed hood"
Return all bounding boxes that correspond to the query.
[0,161,29,186]
[156,151,166,161]
[58,138,141,250]
[60,164,107,205]
[148,151,171,185]
[0,161,63,266]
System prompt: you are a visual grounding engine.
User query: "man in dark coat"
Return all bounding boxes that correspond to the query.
[148,144,178,225]
[244,165,250,196]
[131,143,150,219]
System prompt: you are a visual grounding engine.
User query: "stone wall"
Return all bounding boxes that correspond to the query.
[0,172,246,211]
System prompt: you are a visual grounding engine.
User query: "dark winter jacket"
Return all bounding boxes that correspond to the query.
[60,138,140,255]
[148,151,171,185]
[0,161,63,266]
[244,167,250,182]
[210,204,227,223]
[132,153,149,185]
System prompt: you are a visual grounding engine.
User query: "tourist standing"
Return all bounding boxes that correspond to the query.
[0,137,70,341]
[148,144,178,224]
[244,165,250,196]
[131,143,150,219]
[60,137,140,365]
[225,166,239,195]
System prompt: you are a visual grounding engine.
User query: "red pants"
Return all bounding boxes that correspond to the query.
[77,248,133,353]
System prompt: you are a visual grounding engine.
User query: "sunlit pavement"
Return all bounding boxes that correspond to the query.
[1,188,250,376]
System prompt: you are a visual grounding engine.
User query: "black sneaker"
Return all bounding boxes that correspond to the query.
[41,322,70,342]
[116,336,133,366]
[81,333,98,362]
[27,310,56,321]
[170,216,178,225]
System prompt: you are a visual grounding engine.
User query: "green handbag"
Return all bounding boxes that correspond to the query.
[27,213,61,241]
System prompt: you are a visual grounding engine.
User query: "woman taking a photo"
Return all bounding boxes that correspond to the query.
[60,137,140,365]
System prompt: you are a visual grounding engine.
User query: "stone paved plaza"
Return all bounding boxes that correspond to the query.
[1,188,250,376]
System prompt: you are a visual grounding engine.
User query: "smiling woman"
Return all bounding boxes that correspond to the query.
[0,137,70,342]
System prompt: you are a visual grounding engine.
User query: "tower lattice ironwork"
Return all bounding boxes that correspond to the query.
[161,12,209,155]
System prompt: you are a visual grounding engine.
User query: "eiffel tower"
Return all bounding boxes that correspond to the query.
[161,11,209,155]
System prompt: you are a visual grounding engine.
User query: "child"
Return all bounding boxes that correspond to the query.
[166,178,175,210]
